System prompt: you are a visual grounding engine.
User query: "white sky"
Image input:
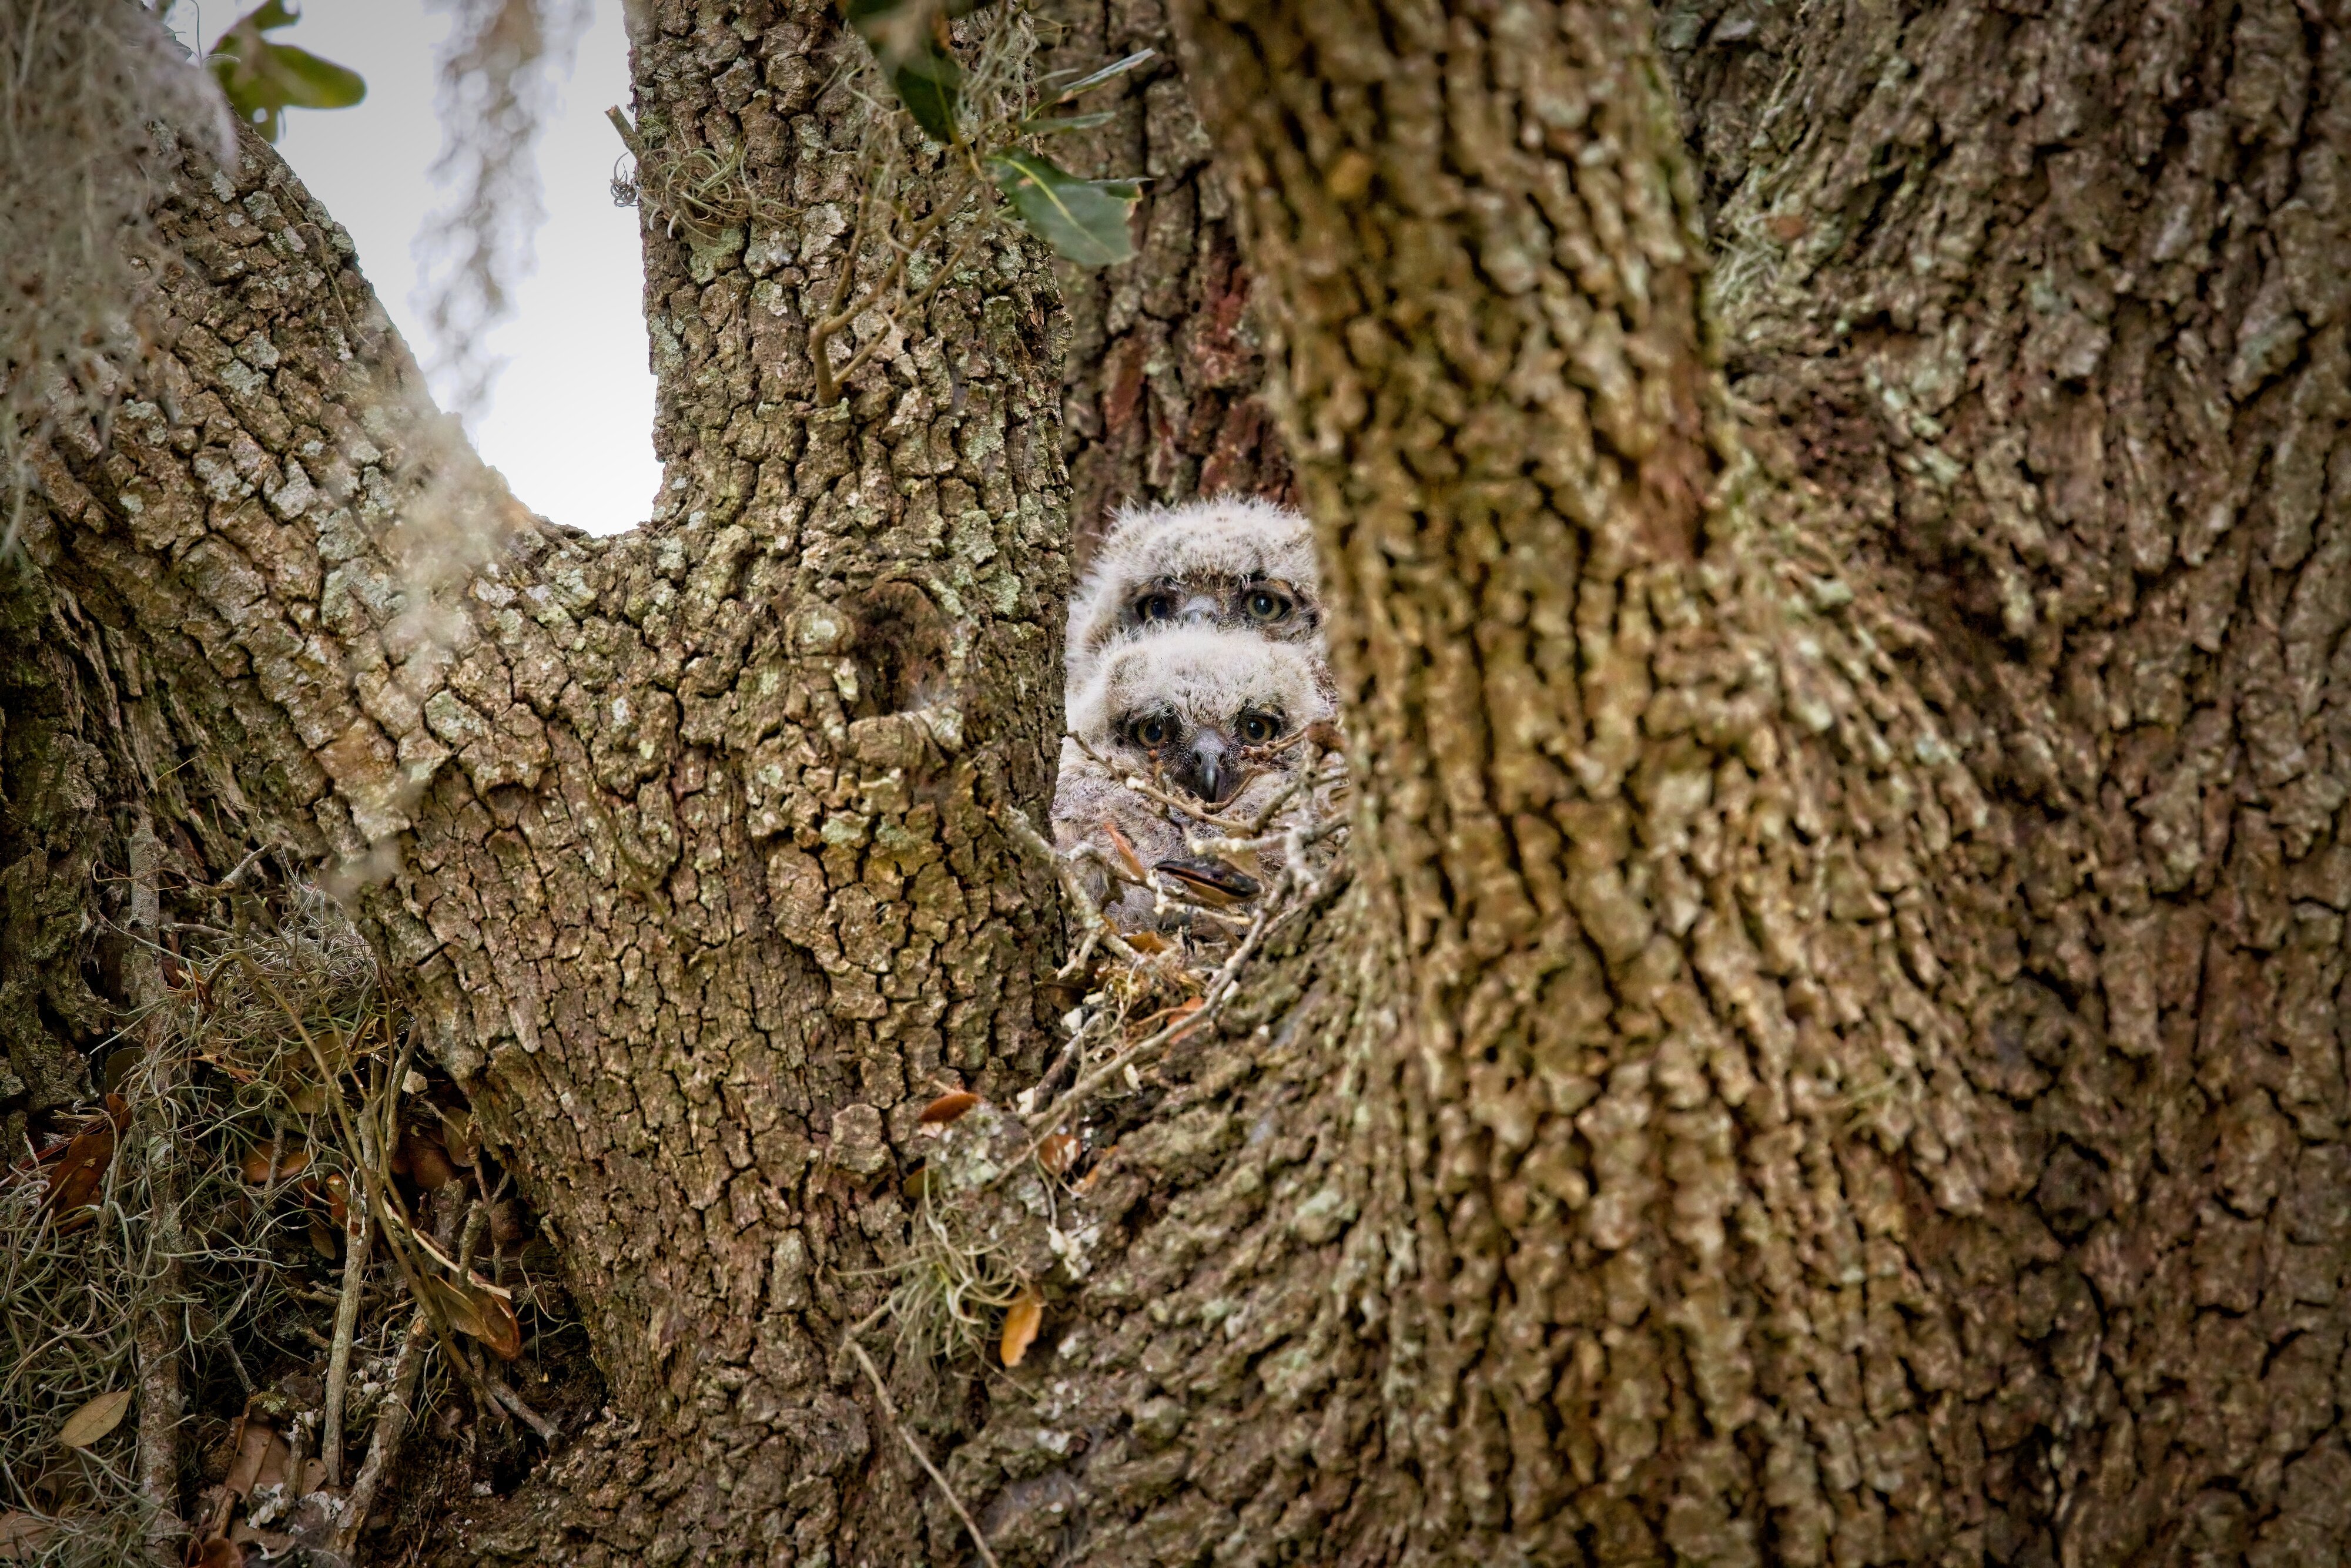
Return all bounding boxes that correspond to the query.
[167,0,659,536]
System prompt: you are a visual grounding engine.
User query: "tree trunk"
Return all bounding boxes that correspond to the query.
[5,0,2348,1564]
[1694,0,2351,1556]
[1167,0,2351,1559]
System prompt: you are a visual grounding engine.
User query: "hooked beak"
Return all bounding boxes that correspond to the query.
[1188,731,1235,804]
[1176,592,1222,623]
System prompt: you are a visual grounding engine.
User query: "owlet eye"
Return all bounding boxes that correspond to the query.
[1134,592,1178,622]
[1128,713,1176,748]
[1242,586,1292,624]
[1237,709,1284,745]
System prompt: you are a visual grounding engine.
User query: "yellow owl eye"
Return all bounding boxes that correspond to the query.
[1128,714,1175,748]
[1237,709,1283,745]
[1135,592,1178,621]
[1243,587,1291,623]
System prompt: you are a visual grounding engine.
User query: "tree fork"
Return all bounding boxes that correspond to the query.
[4,0,2348,1562]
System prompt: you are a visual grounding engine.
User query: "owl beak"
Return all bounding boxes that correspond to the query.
[1189,732,1235,804]
[1177,592,1222,623]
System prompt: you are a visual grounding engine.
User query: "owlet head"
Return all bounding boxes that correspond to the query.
[1069,625,1331,806]
[1066,496,1323,687]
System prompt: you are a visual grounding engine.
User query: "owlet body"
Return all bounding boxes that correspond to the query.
[1066,497,1327,695]
[1053,625,1335,928]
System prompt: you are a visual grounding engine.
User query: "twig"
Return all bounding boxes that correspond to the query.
[810,158,887,406]
[823,211,997,390]
[1057,924,1101,984]
[334,1308,431,1556]
[321,1128,377,1485]
[812,172,980,404]
[815,172,977,339]
[986,877,1295,1192]
[1029,890,1278,1136]
[309,1038,498,1434]
[1238,746,1344,836]
[484,1372,557,1442]
[126,809,186,1563]
[250,963,486,1414]
[447,1193,529,1435]
[200,845,272,893]
[604,105,641,155]
[842,1336,1003,1568]
[824,159,885,324]
[996,805,1140,969]
[1187,805,1348,867]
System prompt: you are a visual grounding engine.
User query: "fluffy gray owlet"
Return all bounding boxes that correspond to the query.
[1064,496,1325,697]
[1053,625,1336,929]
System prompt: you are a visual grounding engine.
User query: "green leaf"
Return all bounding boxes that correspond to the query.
[889,45,964,143]
[986,152,1141,267]
[236,0,302,33]
[259,43,367,108]
[207,2,364,142]
[842,0,964,143]
[1017,109,1119,137]
[1047,49,1155,105]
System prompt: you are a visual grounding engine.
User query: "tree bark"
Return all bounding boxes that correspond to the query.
[4,0,2348,1563]
[1694,0,2351,1556]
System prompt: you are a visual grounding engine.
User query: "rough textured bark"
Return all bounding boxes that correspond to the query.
[5,0,2348,1563]
[1165,4,1989,1560]
[1693,0,2351,1556]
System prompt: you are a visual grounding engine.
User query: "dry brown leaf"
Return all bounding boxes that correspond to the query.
[0,1511,55,1560]
[1100,818,1150,883]
[917,1091,980,1128]
[1134,998,1205,1032]
[320,1171,351,1229]
[239,1140,309,1184]
[405,1131,458,1191]
[1211,842,1264,881]
[1124,929,1171,955]
[1069,1140,1119,1196]
[221,1415,275,1499]
[39,1094,130,1224]
[468,1277,525,1361]
[57,1388,132,1449]
[422,1268,524,1361]
[1153,856,1259,908]
[307,1215,338,1259]
[189,1537,247,1568]
[1037,1131,1080,1176]
[999,1286,1043,1368]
